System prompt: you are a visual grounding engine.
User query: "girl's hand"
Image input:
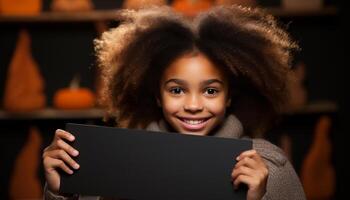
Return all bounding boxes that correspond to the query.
[232,150,268,200]
[42,129,80,193]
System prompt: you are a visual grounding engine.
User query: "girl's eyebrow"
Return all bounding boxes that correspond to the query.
[201,79,224,86]
[164,79,223,86]
[164,79,187,86]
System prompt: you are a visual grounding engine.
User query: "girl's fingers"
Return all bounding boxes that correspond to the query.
[233,174,252,190]
[232,150,269,199]
[44,156,74,175]
[235,156,257,169]
[236,149,266,170]
[231,165,254,179]
[47,149,80,170]
[232,165,268,184]
[56,139,79,157]
[236,149,259,161]
[55,129,75,142]
[45,129,75,152]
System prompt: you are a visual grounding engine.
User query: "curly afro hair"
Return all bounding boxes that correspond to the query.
[94,5,298,136]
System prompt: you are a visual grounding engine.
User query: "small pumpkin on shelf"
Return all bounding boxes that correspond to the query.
[171,0,213,17]
[0,0,41,15]
[50,0,93,12]
[53,75,95,110]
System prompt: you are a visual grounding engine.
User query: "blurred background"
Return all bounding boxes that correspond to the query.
[0,0,346,199]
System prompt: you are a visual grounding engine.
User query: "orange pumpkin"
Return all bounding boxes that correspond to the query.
[0,0,41,15]
[53,76,95,110]
[172,0,213,17]
[51,0,93,12]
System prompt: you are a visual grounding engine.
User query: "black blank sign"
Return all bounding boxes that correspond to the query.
[60,123,252,199]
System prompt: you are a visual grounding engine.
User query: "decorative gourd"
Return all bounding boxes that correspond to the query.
[0,0,41,15]
[53,75,95,110]
[171,0,256,18]
[301,116,335,200]
[172,0,213,17]
[3,29,46,112]
[51,0,93,12]
[122,0,166,10]
[9,127,42,199]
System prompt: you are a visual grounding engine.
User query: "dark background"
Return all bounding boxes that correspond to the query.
[0,0,347,199]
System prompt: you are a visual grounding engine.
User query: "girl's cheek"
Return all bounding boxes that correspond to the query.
[161,96,183,114]
[205,97,227,114]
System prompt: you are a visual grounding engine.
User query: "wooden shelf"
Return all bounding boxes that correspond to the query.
[0,108,105,120]
[0,6,338,23]
[0,10,121,23]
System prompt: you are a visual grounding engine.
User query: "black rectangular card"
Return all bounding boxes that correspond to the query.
[60,123,252,199]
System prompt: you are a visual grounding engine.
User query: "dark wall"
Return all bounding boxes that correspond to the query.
[0,0,346,199]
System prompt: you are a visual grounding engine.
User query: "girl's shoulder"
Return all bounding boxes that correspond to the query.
[251,138,288,167]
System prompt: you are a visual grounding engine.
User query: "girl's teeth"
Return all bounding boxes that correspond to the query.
[184,119,204,125]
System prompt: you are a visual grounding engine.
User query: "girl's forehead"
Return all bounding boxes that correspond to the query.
[163,53,225,78]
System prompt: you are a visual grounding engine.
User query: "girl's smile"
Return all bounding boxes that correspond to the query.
[176,116,212,132]
[158,52,231,136]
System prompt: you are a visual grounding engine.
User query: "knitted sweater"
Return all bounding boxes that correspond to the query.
[44,115,306,200]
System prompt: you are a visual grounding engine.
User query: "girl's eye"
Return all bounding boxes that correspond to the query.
[204,88,219,96]
[169,87,184,95]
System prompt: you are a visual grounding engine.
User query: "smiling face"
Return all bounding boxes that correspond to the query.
[158,52,231,136]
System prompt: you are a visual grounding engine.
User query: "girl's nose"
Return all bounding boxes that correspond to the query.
[183,94,203,113]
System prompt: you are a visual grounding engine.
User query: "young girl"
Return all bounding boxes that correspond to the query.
[43,5,306,200]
